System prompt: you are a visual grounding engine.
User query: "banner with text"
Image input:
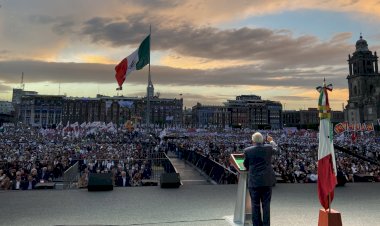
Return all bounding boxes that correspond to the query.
[334,122,374,134]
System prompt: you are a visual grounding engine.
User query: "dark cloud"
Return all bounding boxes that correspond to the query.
[0,60,349,89]
[29,15,75,35]
[81,17,150,46]
[124,0,181,8]
[79,17,356,69]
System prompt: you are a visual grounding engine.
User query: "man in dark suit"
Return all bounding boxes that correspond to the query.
[243,132,276,226]
[115,171,131,187]
[22,175,37,190]
[38,167,51,182]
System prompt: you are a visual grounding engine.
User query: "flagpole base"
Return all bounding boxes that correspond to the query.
[318,209,342,226]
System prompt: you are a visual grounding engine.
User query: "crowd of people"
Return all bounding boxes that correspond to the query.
[0,123,161,190]
[1,123,379,191]
[164,129,380,184]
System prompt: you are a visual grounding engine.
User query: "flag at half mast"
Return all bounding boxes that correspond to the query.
[115,35,150,90]
[316,80,337,210]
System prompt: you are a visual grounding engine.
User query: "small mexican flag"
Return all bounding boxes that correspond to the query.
[115,35,150,90]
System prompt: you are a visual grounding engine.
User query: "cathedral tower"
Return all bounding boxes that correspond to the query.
[346,35,380,123]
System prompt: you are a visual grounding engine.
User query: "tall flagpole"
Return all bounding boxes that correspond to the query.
[146,25,151,128]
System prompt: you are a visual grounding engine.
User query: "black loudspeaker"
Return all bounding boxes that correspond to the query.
[160,173,181,188]
[88,173,113,191]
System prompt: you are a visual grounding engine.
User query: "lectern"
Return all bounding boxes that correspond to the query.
[230,153,252,225]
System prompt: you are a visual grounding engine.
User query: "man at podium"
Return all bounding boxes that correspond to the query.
[243,132,276,226]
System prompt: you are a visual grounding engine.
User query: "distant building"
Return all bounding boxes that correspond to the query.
[12,88,38,120]
[19,94,64,127]
[191,95,282,129]
[300,108,319,126]
[61,95,182,127]
[0,101,15,115]
[183,108,193,128]
[282,110,300,127]
[192,103,230,128]
[331,111,345,124]
[283,108,344,129]
[12,88,38,105]
[345,35,380,124]
[147,97,183,126]
[0,101,15,125]
[224,95,282,129]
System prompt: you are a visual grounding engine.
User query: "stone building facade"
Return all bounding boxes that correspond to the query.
[19,94,64,127]
[345,36,380,124]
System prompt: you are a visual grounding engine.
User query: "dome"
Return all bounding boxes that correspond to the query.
[355,35,369,52]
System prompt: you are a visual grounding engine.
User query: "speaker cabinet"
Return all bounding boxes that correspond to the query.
[88,173,113,191]
[160,173,181,188]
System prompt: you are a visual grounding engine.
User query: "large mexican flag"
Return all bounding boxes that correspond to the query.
[115,35,150,90]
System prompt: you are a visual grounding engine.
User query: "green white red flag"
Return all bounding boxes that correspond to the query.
[115,35,150,90]
[316,80,337,210]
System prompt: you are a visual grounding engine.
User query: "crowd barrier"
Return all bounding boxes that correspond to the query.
[335,145,380,166]
[63,161,79,189]
[180,149,238,184]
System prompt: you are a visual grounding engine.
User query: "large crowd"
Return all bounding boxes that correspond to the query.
[0,123,161,190]
[163,129,380,184]
[1,123,379,191]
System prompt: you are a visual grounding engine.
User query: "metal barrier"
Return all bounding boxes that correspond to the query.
[181,149,238,184]
[63,161,79,189]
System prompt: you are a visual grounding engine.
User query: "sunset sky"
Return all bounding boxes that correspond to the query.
[1,0,380,110]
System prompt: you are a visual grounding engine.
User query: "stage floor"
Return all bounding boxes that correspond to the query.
[1,183,379,226]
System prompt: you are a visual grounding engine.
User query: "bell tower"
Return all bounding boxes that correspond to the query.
[346,35,380,123]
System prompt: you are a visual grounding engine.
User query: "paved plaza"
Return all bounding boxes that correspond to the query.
[1,183,379,226]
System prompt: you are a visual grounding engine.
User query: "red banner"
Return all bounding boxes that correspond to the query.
[334,122,374,133]
[334,123,345,134]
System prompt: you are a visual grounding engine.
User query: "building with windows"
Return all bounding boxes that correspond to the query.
[16,92,183,127]
[12,88,38,120]
[147,97,183,126]
[19,94,64,127]
[283,108,344,129]
[225,95,282,129]
[345,35,380,124]
[0,101,15,125]
[61,96,182,127]
[282,110,301,127]
[192,103,230,128]
[0,101,15,115]
[192,95,282,129]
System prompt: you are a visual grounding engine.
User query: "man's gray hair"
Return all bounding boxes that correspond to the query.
[252,132,264,143]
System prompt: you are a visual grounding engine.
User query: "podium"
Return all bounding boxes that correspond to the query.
[230,154,252,225]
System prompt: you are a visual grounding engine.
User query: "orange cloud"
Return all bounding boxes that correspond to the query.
[142,0,380,26]
[79,55,115,64]
[160,53,258,69]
